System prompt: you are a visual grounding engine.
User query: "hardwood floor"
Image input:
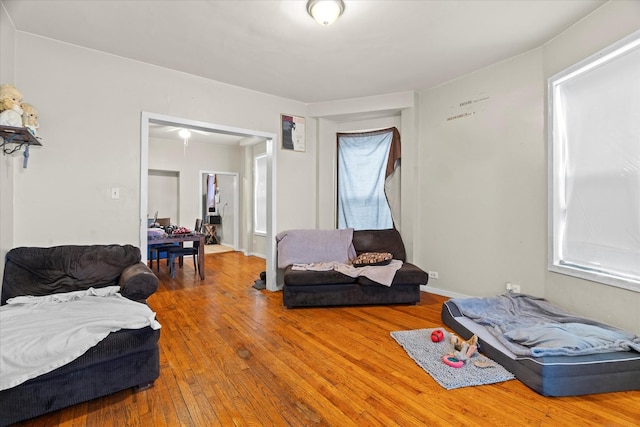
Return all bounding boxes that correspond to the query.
[14,252,639,426]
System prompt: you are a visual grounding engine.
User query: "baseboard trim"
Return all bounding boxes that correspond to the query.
[243,250,266,259]
[420,285,468,299]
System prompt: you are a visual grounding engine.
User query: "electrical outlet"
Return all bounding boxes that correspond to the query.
[506,282,521,293]
[428,271,439,279]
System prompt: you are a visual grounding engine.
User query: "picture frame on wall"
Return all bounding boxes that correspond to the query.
[281,114,305,152]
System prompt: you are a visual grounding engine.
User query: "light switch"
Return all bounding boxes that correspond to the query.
[111,187,120,199]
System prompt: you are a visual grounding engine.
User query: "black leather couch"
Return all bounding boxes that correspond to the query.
[0,245,160,426]
[282,229,429,308]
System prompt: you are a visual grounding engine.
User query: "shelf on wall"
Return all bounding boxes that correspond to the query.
[0,125,43,168]
[0,125,42,153]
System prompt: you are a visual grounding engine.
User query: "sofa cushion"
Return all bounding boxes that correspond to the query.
[352,229,406,262]
[357,263,428,287]
[2,245,141,305]
[283,266,357,286]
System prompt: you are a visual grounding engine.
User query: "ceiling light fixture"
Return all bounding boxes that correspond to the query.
[178,129,191,140]
[179,129,191,153]
[307,0,345,26]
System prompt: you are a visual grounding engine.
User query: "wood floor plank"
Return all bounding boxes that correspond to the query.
[10,250,640,426]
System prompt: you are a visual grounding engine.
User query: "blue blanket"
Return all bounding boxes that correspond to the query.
[451,294,640,357]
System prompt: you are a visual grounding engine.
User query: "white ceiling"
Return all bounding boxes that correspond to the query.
[3,0,606,104]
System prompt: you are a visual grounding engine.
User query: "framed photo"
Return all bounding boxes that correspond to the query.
[281,114,305,152]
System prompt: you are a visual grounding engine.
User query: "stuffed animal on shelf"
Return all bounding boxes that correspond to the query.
[21,103,39,136]
[0,83,24,127]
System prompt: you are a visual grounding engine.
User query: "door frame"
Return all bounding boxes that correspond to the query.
[140,111,277,290]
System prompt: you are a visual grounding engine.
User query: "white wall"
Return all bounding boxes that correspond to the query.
[0,2,16,278]
[417,1,640,333]
[419,49,546,299]
[9,32,308,251]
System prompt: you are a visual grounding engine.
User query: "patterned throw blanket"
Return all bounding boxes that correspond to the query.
[451,294,640,357]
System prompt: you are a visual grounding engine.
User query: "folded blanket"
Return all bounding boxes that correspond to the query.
[1,286,161,391]
[292,260,403,287]
[451,294,640,357]
[276,228,356,268]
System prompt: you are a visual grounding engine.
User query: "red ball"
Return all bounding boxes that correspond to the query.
[431,329,444,343]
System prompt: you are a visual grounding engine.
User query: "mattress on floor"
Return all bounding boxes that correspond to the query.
[441,300,640,397]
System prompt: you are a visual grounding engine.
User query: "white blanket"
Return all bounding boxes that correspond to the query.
[292,260,403,287]
[0,286,161,391]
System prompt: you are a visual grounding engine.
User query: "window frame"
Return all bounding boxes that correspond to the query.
[547,29,640,292]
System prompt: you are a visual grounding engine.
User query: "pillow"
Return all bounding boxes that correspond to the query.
[352,252,393,267]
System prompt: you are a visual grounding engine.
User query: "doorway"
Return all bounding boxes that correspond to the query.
[140,112,277,291]
[200,170,239,249]
[148,169,179,225]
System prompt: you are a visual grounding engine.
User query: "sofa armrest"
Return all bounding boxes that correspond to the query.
[118,262,158,302]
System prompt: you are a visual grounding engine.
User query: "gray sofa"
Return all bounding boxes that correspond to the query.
[0,245,160,426]
[281,229,429,308]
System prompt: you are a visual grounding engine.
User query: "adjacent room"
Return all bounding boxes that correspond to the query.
[1,1,638,425]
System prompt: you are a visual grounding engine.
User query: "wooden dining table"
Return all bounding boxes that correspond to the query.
[148,233,205,280]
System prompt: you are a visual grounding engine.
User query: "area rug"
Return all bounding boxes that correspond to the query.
[390,328,515,390]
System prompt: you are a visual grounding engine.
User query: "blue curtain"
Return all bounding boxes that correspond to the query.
[337,129,395,230]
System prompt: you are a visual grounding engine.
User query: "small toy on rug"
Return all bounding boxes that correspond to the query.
[430,329,445,342]
[442,354,464,368]
[472,360,495,369]
[442,333,484,368]
[450,333,478,361]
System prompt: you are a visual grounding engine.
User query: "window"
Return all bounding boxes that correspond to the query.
[548,30,640,291]
[254,154,267,235]
[337,127,400,230]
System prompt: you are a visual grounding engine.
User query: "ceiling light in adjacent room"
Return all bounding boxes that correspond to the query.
[307,0,345,26]
[179,128,191,151]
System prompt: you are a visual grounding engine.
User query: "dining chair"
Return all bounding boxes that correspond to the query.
[148,217,175,270]
[148,243,178,271]
[167,219,200,279]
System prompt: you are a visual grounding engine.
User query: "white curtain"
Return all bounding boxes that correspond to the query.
[337,128,400,230]
[554,45,640,281]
